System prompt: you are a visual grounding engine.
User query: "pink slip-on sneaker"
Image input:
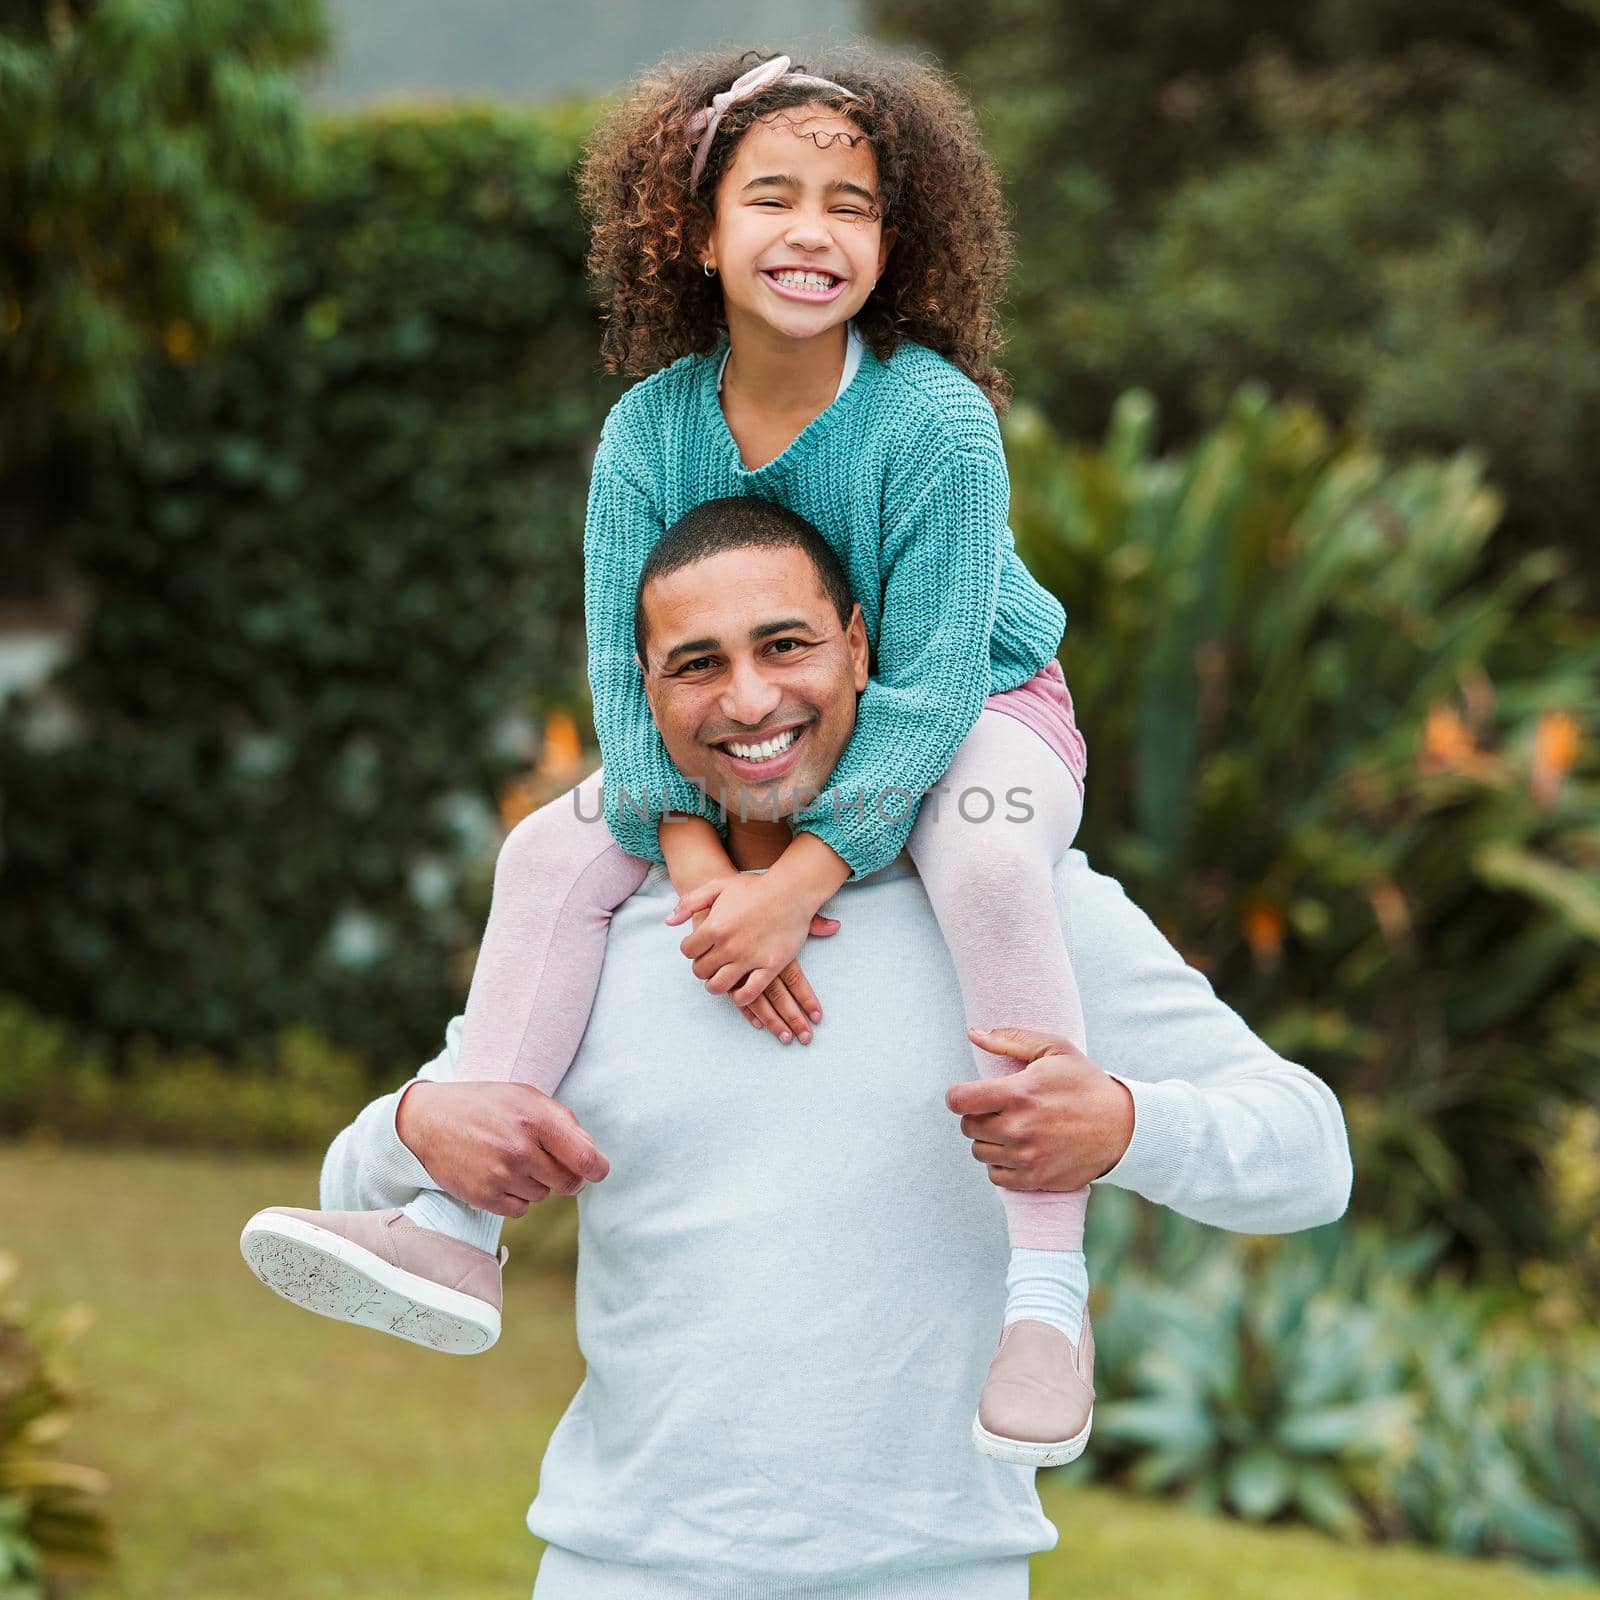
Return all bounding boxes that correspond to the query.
[971,1312,1096,1468]
[239,1205,506,1355]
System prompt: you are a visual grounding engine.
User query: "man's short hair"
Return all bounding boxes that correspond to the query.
[634,496,855,665]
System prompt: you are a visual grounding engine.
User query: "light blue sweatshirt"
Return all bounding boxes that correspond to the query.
[322,852,1353,1599]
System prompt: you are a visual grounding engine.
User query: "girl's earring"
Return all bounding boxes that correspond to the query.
[704,261,718,278]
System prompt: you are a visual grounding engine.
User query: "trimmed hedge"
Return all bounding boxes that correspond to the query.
[0,107,621,1069]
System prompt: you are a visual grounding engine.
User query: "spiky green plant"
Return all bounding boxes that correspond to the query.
[1091,1224,1417,1536]
[1008,387,1600,1278]
[1375,1278,1583,1569]
[1507,1342,1600,1575]
[0,1253,111,1597]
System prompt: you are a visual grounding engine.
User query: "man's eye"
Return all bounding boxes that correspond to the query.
[680,657,717,673]
[768,639,806,655]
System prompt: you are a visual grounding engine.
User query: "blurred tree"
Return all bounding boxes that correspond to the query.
[0,0,326,604]
[864,0,1600,595]
[0,109,615,1072]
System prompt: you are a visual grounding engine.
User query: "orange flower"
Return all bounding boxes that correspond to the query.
[1244,902,1285,966]
[1531,710,1581,810]
[1422,703,1475,768]
[1420,700,1505,784]
[164,321,194,361]
[538,708,583,775]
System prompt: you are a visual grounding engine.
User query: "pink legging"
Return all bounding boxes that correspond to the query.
[455,704,1088,1252]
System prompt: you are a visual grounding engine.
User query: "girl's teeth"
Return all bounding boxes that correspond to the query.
[772,270,837,291]
[728,728,799,761]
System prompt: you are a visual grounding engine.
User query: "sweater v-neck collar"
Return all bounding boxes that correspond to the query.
[702,328,877,478]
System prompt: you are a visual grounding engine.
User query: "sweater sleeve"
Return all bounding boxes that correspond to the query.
[318,1016,463,1213]
[792,441,1006,879]
[1065,854,1355,1233]
[584,419,727,861]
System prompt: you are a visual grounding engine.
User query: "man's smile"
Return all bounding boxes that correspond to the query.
[708,717,813,782]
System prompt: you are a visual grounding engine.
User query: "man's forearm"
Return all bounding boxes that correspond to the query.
[1095,1067,1353,1234]
[1068,856,1354,1234]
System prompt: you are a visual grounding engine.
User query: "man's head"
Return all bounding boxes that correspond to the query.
[635,496,868,823]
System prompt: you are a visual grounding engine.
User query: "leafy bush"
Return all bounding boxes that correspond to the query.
[0,107,619,1071]
[0,997,367,1153]
[1374,1280,1581,1570]
[0,1253,111,1598]
[1506,1343,1600,1574]
[1077,1189,1425,1529]
[1076,1188,1600,1575]
[1008,386,1599,1277]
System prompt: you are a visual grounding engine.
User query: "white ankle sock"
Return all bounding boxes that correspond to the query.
[401,1190,505,1257]
[1003,1247,1089,1347]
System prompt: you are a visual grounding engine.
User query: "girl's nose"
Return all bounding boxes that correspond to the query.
[784,213,832,250]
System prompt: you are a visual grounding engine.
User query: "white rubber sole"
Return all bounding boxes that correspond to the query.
[971,1406,1093,1469]
[238,1212,500,1355]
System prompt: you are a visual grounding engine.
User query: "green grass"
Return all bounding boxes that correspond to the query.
[5,1143,1596,1600]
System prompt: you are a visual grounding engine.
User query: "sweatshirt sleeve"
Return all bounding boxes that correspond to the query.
[318,1016,464,1213]
[792,441,1006,879]
[1065,854,1355,1233]
[584,417,727,862]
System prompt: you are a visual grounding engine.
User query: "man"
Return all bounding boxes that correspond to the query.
[313,498,1353,1598]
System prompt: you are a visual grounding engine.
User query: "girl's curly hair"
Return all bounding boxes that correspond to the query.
[576,44,1016,413]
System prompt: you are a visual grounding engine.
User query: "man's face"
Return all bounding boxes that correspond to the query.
[639,545,868,822]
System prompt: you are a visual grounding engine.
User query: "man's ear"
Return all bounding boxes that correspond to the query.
[846,603,869,692]
[636,651,659,713]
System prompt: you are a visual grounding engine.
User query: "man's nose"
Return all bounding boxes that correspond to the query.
[720,658,783,726]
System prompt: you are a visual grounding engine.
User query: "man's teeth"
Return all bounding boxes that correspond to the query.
[725,728,800,762]
[771,270,838,291]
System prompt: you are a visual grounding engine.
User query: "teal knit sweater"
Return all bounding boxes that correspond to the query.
[584,336,1067,879]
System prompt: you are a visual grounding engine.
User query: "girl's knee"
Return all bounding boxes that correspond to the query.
[495,780,607,888]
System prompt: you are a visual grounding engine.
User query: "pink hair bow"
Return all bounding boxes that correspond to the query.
[687,54,860,193]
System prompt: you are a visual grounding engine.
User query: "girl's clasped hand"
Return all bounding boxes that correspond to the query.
[666,872,837,1042]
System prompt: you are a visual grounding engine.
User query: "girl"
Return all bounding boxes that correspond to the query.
[241,45,1096,1468]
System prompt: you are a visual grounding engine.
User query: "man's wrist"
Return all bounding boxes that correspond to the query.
[1094,1071,1153,1188]
[1096,1074,1136,1178]
[394,1078,434,1164]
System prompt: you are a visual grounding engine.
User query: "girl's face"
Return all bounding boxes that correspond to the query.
[701,102,896,347]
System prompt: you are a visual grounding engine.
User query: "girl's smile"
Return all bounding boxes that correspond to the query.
[759,267,849,303]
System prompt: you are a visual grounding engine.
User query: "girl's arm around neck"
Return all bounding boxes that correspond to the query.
[765,831,851,913]
[659,815,736,895]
